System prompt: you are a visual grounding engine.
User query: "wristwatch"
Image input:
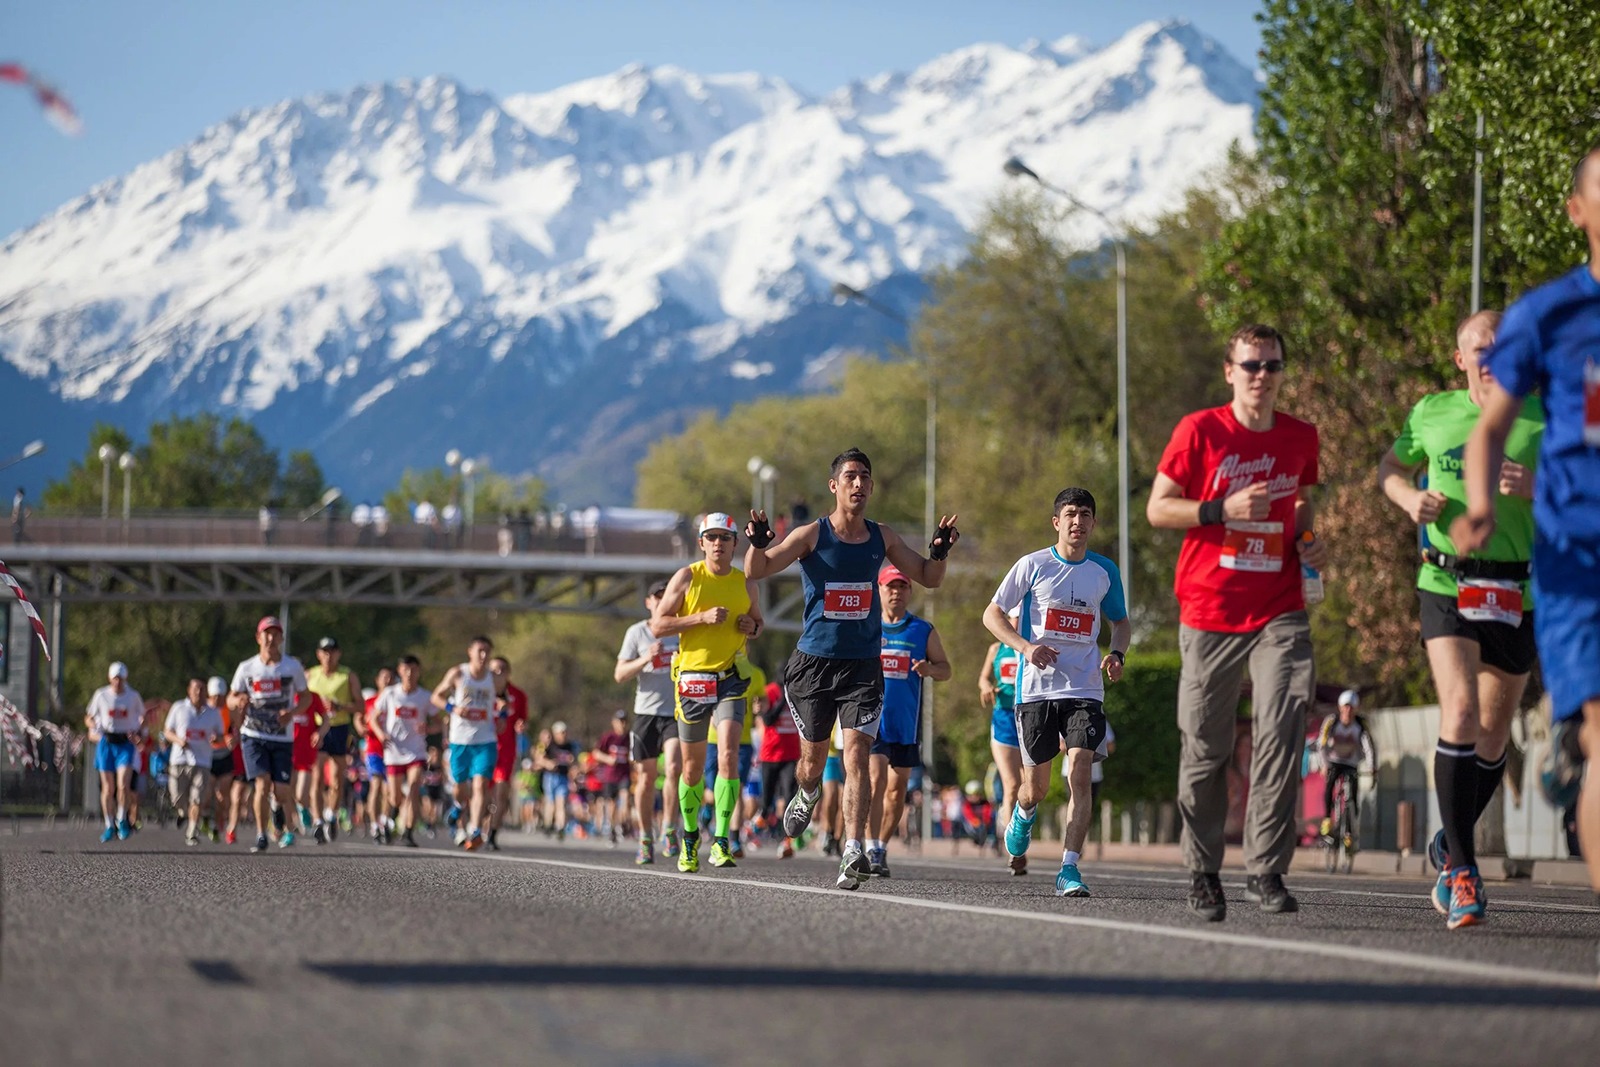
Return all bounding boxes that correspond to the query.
[1107,649,1126,665]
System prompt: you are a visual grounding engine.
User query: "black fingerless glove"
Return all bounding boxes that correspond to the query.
[745,517,774,548]
[928,520,959,561]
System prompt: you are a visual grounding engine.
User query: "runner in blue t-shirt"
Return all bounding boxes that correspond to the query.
[984,487,1130,899]
[1455,142,1600,900]
[865,564,950,878]
[743,447,959,890]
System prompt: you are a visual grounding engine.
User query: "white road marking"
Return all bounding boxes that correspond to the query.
[380,846,1600,992]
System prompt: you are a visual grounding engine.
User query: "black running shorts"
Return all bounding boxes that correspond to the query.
[629,715,677,763]
[1417,590,1536,675]
[1015,698,1106,768]
[783,651,883,743]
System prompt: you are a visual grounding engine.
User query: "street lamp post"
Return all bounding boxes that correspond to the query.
[1003,156,1131,614]
[460,458,478,528]
[98,444,116,522]
[759,464,777,520]
[746,456,765,514]
[0,439,44,473]
[117,451,136,525]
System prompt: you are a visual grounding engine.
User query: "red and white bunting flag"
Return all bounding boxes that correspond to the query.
[0,560,51,661]
[0,697,39,768]
[0,61,81,135]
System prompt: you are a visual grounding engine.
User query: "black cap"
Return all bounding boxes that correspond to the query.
[647,579,669,599]
[317,636,339,651]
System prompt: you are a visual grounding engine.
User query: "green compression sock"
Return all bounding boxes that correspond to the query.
[679,777,700,835]
[714,776,738,839]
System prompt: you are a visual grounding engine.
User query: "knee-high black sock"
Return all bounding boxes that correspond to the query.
[1473,754,1508,823]
[1435,741,1479,869]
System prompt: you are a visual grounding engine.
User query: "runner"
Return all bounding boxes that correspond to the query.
[743,448,958,889]
[986,487,1129,898]
[615,579,681,865]
[362,666,397,841]
[1147,324,1323,921]
[1379,309,1540,928]
[229,616,312,853]
[289,692,324,840]
[161,677,225,846]
[1454,143,1600,900]
[592,710,632,846]
[756,674,801,858]
[431,636,499,851]
[979,626,1026,873]
[538,724,577,839]
[488,655,529,851]
[651,512,763,873]
[85,662,147,842]
[373,655,435,848]
[306,636,362,842]
[867,565,951,878]
[204,677,236,843]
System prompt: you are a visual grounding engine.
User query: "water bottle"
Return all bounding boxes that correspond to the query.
[1299,531,1324,607]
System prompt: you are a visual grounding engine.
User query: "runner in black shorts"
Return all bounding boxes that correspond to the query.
[743,447,958,889]
[616,579,681,865]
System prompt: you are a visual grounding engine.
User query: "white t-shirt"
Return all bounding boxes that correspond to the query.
[448,665,498,746]
[377,684,433,766]
[164,699,224,766]
[990,548,1127,703]
[230,654,309,742]
[87,685,146,737]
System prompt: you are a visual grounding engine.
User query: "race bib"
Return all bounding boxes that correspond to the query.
[650,649,674,670]
[1585,359,1600,447]
[823,582,872,620]
[678,672,719,702]
[998,659,1018,685]
[881,651,911,680]
[1042,606,1095,643]
[1220,521,1285,573]
[185,728,208,742]
[460,705,489,722]
[1458,578,1523,627]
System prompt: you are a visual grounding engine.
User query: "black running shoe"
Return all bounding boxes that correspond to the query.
[836,844,872,890]
[1244,873,1298,914]
[250,833,270,854]
[1188,872,1226,922]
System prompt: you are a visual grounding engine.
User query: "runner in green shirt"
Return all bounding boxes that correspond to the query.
[1377,309,1544,930]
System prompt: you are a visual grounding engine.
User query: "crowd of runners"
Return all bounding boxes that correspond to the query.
[79,144,1600,925]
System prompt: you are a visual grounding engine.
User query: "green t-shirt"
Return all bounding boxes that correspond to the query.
[1392,390,1544,601]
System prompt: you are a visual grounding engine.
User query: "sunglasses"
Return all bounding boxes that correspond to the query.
[701,531,735,542]
[1231,359,1286,375]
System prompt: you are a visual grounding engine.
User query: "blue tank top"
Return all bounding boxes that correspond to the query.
[879,613,932,744]
[797,517,886,659]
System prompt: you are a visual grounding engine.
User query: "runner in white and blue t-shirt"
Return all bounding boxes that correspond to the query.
[984,487,1130,899]
[1455,142,1600,899]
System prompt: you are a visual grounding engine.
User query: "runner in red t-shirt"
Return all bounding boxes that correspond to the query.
[290,694,326,835]
[592,710,632,846]
[1147,323,1327,922]
[362,666,397,841]
[488,655,529,852]
[756,679,801,856]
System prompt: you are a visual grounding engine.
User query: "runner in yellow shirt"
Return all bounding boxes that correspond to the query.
[305,636,363,842]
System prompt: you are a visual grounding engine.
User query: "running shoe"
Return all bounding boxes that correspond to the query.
[779,838,795,859]
[867,847,890,878]
[636,838,655,866]
[486,831,500,852]
[731,837,745,860]
[464,831,483,852]
[271,806,286,833]
[1054,862,1089,898]
[1003,806,1034,858]
[1541,719,1585,810]
[327,816,340,842]
[402,830,419,848]
[783,789,818,838]
[662,828,680,858]
[836,844,871,890]
[315,822,329,845]
[447,805,462,830]
[278,831,296,848]
[337,808,352,833]
[710,839,737,868]
[821,832,839,857]
[678,834,701,874]
[1187,872,1226,922]
[99,825,116,843]
[297,806,313,831]
[609,827,619,848]
[453,826,468,847]
[1426,827,1449,874]
[1431,869,1451,915]
[207,824,220,844]
[225,829,237,845]
[1244,873,1298,913]
[116,818,131,840]
[1446,865,1485,930]
[250,833,269,854]
[1008,854,1028,876]
[186,835,199,847]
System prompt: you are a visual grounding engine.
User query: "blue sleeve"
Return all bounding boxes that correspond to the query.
[1482,294,1544,399]
[1096,554,1128,622]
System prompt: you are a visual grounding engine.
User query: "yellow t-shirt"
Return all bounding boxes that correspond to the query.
[675,561,750,673]
[305,665,355,727]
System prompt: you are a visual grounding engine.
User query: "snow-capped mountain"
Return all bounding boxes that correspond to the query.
[0,19,1256,502]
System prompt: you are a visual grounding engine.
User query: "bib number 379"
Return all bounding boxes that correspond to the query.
[823,582,872,620]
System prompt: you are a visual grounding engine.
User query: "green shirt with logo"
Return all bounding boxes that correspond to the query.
[1392,390,1544,602]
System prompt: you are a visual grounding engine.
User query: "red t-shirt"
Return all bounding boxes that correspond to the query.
[757,682,801,763]
[595,730,630,784]
[1157,405,1320,632]
[292,694,326,762]
[494,684,528,757]
[363,694,384,757]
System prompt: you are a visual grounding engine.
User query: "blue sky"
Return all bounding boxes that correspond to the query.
[0,1,1263,239]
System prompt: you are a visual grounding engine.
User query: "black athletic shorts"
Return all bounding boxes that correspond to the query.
[601,780,626,800]
[319,723,352,756]
[630,715,677,763]
[210,751,234,777]
[870,740,922,769]
[783,651,883,743]
[1016,698,1106,768]
[1417,589,1536,675]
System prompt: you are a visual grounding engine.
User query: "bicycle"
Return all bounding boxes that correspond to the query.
[1321,770,1358,874]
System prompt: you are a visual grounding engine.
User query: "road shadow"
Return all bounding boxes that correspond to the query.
[263,960,1600,1008]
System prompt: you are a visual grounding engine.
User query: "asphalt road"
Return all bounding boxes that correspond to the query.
[3,823,1598,1066]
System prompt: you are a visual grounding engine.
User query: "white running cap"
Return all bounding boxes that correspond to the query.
[206,676,228,696]
[1338,689,1360,707]
[699,512,737,536]
[107,661,128,679]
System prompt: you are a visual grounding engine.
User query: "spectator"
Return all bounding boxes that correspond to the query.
[497,513,514,557]
[259,503,278,546]
[11,486,26,543]
[514,508,534,551]
[414,500,439,548]
[371,504,391,543]
[441,501,462,546]
[351,504,373,547]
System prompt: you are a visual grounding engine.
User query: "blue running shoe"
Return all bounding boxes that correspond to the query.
[447,805,462,830]
[278,831,296,849]
[100,825,116,843]
[1426,827,1449,874]
[1431,869,1451,915]
[1446,865,1485,930]
[297,805,313,831]
[1054,862,1090,898]
[1541,719,1584,810]
[116,818,131,840]
[1004,806,1035,858]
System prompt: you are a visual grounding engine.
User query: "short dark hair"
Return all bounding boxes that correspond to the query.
[397,655,420,668]
[188,676,206,688]
[1053,487,1097,515]
[1572,142,1600,195]
[469,635,494,649]
[1227,323,1288,364]
[830,448,872,479]
[490,655,510,669]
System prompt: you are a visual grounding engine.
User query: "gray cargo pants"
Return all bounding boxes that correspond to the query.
[1177,610,1314,876]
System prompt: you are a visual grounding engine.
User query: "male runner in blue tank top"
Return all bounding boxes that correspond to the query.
[744,447,959,889]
